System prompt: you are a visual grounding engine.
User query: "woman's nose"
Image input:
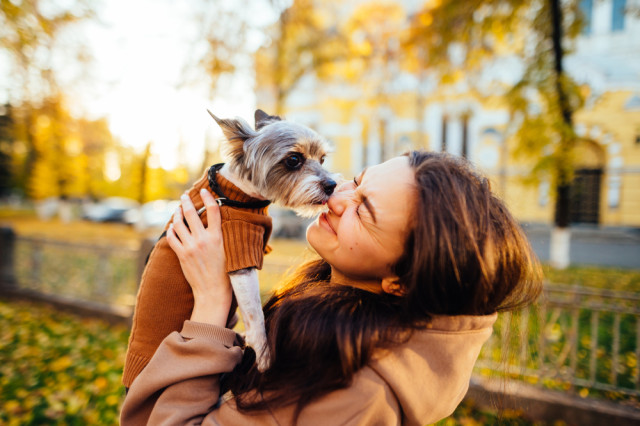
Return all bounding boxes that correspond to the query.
[327,183,351,216]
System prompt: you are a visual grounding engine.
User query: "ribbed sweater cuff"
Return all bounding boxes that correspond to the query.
[181,320,238,348]
[122,351,150,388]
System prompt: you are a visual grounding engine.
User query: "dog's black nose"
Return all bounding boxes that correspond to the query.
[322,179,337,195]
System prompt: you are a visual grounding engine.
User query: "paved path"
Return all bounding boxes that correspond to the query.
[522,223,640,269]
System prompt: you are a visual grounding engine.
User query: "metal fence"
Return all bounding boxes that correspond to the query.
[476,284,640,400]
[1,227,639,401]
[0,228,149,320]
[15,236,142,306]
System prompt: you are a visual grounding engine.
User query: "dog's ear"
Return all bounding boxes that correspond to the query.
[207,110,255,163]
[208,110,254,142]
[254,109,282,130]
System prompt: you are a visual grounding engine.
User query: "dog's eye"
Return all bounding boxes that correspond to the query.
[320,156,326,165]
[285,154,304,169]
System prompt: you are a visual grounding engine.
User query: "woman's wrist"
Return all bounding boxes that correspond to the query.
[190,289,233,327]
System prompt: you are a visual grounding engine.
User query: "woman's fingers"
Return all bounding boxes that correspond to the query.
[165,224,182,255]
[169,190,220,252]
[171,202,191,241]
[200,189,222,235]
[180,193,205,235]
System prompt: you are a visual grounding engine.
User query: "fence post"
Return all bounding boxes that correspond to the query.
[0,227,17,293]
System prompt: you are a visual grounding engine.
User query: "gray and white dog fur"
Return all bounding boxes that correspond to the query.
[205,109,336,371]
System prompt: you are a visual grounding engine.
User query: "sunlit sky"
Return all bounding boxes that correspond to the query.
[74,0,275,170]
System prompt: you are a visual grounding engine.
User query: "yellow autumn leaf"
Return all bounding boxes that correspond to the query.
[106,394,121,406]
[4,400,20,414]
[419,12,433,27]
[94,376,108,391]
[50,355,73,371]
[96,360,110,373]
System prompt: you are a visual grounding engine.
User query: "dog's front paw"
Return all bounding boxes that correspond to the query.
[246,330,271,372]
[255,345,271,372]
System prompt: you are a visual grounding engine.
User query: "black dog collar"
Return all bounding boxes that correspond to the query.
[206,163,271,210]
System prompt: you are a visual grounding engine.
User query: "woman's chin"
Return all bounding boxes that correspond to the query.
[305,222,325,254]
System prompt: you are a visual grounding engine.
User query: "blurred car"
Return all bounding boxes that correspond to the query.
[83,197,140,223]
[123,199,180,231]
[270,206,314,239]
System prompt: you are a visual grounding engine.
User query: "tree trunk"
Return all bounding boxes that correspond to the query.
[21,109,38,196]
[549,0,574,269]
[139,142,151,204]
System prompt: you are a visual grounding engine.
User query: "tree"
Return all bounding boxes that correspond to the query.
[1,0,94,199]
[0,0,93,101]
[137,142,152,204]
[338,2,407,98]
[76,117,115,200]
[405,0,584,269]
[0,103,13,198]
[179,0,254,97]
[25,95,83,201]
[405,1,526,80]
[256,0,347,114]
[507,0,584,268]
[294,1,408,164]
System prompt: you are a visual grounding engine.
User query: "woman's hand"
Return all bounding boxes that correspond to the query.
[166,188,232,327]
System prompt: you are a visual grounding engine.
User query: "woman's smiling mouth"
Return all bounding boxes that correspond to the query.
[319,212,336,234]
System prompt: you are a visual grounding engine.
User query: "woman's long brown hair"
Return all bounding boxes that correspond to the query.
[222,151,543,419]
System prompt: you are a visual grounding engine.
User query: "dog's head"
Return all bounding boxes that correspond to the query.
[208,109,336,216]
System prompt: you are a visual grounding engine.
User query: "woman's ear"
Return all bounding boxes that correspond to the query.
[381,277,406,296]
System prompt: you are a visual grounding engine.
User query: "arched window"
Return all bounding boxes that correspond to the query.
[580,0,593,35]
[474,127,501,171]
[612,0,626,32]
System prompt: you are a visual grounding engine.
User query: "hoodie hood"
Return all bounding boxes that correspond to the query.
[369,313,497,426]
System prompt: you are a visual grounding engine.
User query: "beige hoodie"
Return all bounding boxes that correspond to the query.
[120,313,497,426]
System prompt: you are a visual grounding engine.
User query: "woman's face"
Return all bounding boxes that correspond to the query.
[306,156,416,285]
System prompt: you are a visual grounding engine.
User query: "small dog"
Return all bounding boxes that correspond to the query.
[123,109,335,386]
[202,109,335,370]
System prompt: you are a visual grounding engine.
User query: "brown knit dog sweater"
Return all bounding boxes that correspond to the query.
[122,166,272,387]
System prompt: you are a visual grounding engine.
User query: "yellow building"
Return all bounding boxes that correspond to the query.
[257,0,640,227]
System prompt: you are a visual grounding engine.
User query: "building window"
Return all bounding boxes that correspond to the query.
[538,180,550,207]
[475,128,501,170]
[361,120,369,168]
[607,175,621,209]
[397,135,412,156]
[380,120,390,161]
[612,0,626,32]
[580,0,593,35]
[441,115,448,152]
[461,115,469,158]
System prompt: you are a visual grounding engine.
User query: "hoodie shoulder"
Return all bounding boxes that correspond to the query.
[293,366,401,425]
[368,314,497,426]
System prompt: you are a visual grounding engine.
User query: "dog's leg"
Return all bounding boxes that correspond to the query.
[229,268,270,371]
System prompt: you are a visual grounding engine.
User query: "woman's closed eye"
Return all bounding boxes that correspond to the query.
[352,176,377,223]
[352,177,363,218]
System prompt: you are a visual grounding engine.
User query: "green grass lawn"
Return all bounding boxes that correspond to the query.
[0,298,544,425]
[543,265,640,291]
[0,299,128,425]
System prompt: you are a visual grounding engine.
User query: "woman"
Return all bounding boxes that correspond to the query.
[120,151,542,425]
